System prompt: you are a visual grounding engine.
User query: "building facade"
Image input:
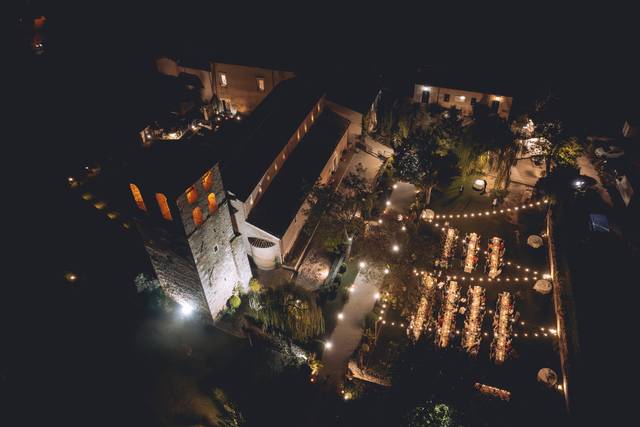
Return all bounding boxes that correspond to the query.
[155,56,295,114]
[129,157,251,320]
[412,83,513,120]
[127,76,369,320]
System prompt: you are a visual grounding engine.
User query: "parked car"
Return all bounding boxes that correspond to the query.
[594,145,625,159]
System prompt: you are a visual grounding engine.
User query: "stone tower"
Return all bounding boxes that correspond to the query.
[127,142,252,320]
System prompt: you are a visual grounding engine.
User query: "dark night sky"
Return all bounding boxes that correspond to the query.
[8,2,639,426]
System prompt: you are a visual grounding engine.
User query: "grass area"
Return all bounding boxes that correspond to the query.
[430,174,496,215]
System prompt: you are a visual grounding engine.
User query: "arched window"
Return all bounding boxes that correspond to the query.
[155,193,172,220]
[192,207,203,226]
[202,171,213,191]
[207,193,218,214]
[186,186,198,204]
[129,183,146,211]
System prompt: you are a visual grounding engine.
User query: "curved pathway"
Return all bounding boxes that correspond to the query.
[319,267,382,384]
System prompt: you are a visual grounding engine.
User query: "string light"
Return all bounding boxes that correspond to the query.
[422,199,550,223]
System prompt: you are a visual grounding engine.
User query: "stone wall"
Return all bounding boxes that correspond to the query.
[141,229,209,312]
[136,163,252,320]
[186,198,245,319]
[211,62,295,114]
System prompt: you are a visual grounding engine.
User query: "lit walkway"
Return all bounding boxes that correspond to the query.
[319,267,382,384]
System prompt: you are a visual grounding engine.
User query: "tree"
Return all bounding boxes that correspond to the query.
[394,130,458,207]
[305,171,372,251]
[458,104,517,190]
[257,283,325,342]
[404,401,463,427]
[523,94,583,174]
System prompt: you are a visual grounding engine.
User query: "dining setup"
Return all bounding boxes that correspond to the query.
[485,236,505,279]
[436,227,459,270]
[491,291,515,364]
[461,232,481,273]
[462,285,486,356]
[408,274,437,342]
[436,280,460,348]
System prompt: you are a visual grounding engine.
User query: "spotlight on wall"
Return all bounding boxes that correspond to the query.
[180,302,194,317]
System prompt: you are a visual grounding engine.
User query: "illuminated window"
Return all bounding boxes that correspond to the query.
[202,171,213,191]
[256,77,265,92]
[304,123,308,133]
[192,207,203,226]
[207,193,218,214]
[274,162,278,171]
[443,93,450,102]
[219,73,228,87]
[282,152,286,160]
[297,130,300,141]
[317,103,321,112]
[155,193,172,220]
[129,183,146,211]
[311,113,315,123]
[186,187,198,204]
[456,95,466,102]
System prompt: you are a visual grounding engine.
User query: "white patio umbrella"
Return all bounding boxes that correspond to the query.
[537,368,558,387]
[527,235,544,248]
[534,279,552,294]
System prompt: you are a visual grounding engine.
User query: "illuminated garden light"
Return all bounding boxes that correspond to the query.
[393,184,398,189]
[337,313,344,320]
[392,244,400,252]
[401,225,406,231]
[384,268,389,274]
[359,261,366,269]
[374,292,380,300]
[179,302,194,317]
[378,218,383,224]
[65,272,78,283]
[324,341,333,350]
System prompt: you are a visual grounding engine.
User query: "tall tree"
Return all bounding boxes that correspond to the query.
[522,94,583,175]
[257,283,325,342]
[464,104,518,189]
[394,129,457,207]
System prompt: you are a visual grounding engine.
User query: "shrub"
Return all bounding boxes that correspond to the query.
[339,263,347,274]
[229,295,241,309]
[249,277,262,293]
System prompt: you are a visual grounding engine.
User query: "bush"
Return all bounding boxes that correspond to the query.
[249,277,262,293]
[229,295,241,309]
[339,263,347,274]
